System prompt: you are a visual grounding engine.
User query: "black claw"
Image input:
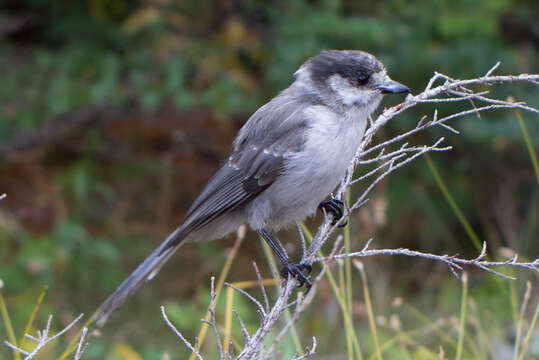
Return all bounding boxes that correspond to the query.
[319,198,347,226]
[280,262,312,289]
[298,263,312,275]
[338,220,348,228]
[258,229,312,290]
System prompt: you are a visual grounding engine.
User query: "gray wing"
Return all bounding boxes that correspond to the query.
[163,93,317,250]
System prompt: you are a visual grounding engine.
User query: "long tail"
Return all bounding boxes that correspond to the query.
[95,227,188,327]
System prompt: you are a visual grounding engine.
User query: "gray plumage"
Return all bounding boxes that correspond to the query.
[95,50,409,326]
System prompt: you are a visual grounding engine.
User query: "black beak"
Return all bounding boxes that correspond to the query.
[377,80,410,94]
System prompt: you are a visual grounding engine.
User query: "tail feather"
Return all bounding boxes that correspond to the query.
[95,227,187,327]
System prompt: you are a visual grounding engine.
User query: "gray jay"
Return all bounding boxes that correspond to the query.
[95,50,409,326]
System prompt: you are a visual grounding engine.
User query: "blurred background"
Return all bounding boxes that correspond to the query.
[0,0,538,359]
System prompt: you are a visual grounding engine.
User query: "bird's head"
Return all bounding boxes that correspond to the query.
[296,50,410,111]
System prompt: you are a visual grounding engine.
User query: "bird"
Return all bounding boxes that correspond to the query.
[95,50,410,326]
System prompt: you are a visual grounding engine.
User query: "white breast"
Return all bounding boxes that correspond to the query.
[246,104,370,230]
[302,105,366,175]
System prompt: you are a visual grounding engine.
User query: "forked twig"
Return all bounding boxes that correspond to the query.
[161,306,203,360]
[4,314,84,360]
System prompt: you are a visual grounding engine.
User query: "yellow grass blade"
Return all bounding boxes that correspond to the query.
[223,278,277,354]
[111,343,142,360]
[513,281,532,360]
[223,286,234,354]
[61,227,245,360]
[517,297,539,360]
[354,261,382,360]
[20,285,48,348]
[343,189,354,360]
[188,226,246,360]
[456,272,468,360]
[300,222,363,359]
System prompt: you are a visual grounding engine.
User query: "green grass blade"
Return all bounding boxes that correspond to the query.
[0,291,20,360]
[324,262,363,360]
[58,309,96,360]
[514,107,539,184]
[405,304,462,354]
[425,154,482,252]
[344,189,353,315]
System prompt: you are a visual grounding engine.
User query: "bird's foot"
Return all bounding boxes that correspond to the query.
[280,262,312,289]
[319,198,347,227]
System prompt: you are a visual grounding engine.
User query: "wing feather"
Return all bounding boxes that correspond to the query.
[163,92,320,250]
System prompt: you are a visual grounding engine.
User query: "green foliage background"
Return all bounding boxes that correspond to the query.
[0,0,537,358]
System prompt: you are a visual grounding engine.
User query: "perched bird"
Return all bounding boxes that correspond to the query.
[95,50,409,326]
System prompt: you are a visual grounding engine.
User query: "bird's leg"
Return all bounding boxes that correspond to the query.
[257,229,311,289]
[318,196,347,227]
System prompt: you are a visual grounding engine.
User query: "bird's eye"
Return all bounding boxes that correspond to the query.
[357,74,369,86]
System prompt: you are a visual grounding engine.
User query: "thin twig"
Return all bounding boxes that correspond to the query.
[225,283,267,317]
[484,61,501,77]
[161,306,203,360]
[292,337,317,360]
[209,277,224,359]
[296,222,307,260]
[4,314,84,360]
[252,262,270,314]
[233,310,251,343]
[74,327,89,360]
[317,241,538,280]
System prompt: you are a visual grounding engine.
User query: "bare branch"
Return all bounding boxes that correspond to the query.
[161,306,203,360]
[252,262,270,314]
[225,282,267,318]
[352,153,406,184]
[296,222,308,259]
[233,310,251,344]
[352,138,451,186]
[74,327,89,360]
[236,280,297,359]
[4,314,84,360]
[292,337,317,360]
[208,277,224,359]
[417,90,490,103]
[484,61,501,77]
[352,141,447,211]
[316,241,538,280]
